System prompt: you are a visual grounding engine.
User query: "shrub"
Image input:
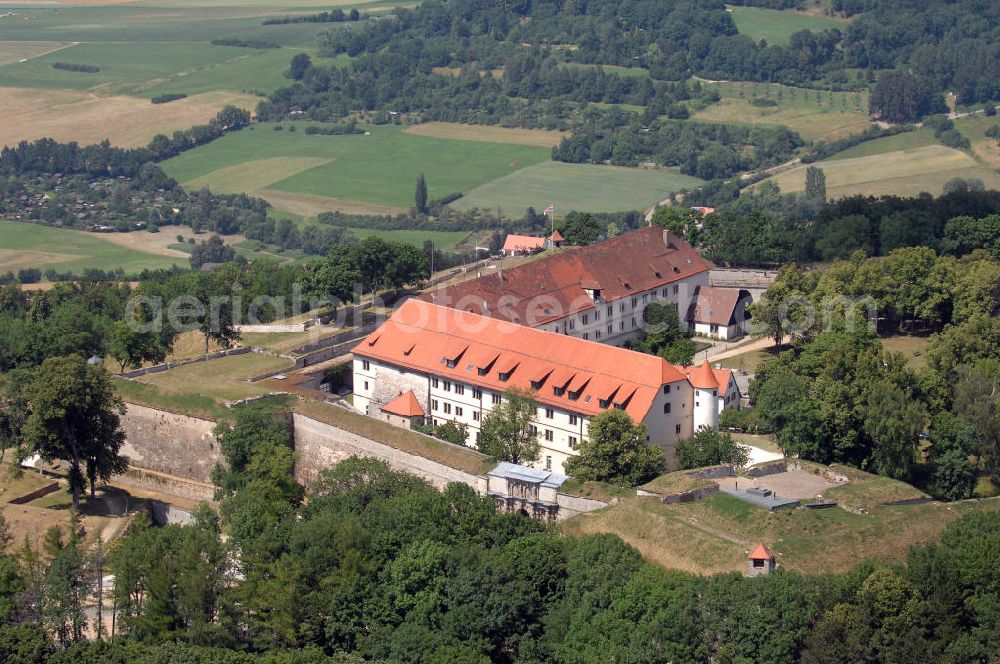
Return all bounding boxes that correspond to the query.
[750,98,779,108]
[151,93,187,104]
[322,363,350,391]
[675,429,750,470]
[52,62,99,73]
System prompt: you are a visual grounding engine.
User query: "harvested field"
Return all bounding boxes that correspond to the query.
[0,248,76,272]
[258,190,408,217]
[0,41,73,65]
[0,86,257,148]
[763,145,1000,198]
[404,122,568,148]
[86,230,192,258]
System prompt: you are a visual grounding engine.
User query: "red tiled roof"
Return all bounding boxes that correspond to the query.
[687,360,719,390]
[749,543,775,560]
[424,227,712,327]
[548,230,565,241]
[380,390,424,417]
[692,286,746,326]
[502,234,546,253]
[354,299,690,421]
[713,367,735,397]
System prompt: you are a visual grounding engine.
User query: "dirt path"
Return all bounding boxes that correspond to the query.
[706,336,785,363]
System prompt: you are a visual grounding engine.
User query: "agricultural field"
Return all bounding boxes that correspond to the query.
[955,112,1000,170]
[694,80,871,142]
[161,123,552,212]
[0,87,258,148]
[453,161,703,215]
[826,126,941,160]
[0,220,187,275]
[403,122,568,148]
[727,5,849,45]
[762,145,1000,198]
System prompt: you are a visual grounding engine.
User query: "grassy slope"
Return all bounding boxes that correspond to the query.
[0,220,186,274]
[728,5,848,44]
[161,123,551,208]
[132,352,294,403]
[453,161,703,215]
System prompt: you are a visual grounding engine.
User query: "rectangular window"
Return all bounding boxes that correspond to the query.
[631,297,637,307]
[530,425,538,436]
[473,411,480,421]
[620,321,625,331]
[569,436,577,449]
[364,381,369,390]
[596,331,601,339]
[642,294,648,302]
[444,403,452,414]
[492,394,501,405]
[594,310,600,321]
[545,408,554,419]
[473,388,482,399]
[664,403,671,414]
[676,424,681,434]
[607,305,613,316]
[432,399,439,411]
[663,384,671,394]
[662,288,668,297]
[620,302,625,312]
[631,317,637,327]
[455,406,463,417]
[455,384,464,395]
[582,314,589,324]
[583,332,589,340]
[432,378,439,389]
[545,456,552,471]
[362,360,370,371]
[569,414,578,425]
[443,381,451,392]
[545,430,553,441]
[673,285,679,294]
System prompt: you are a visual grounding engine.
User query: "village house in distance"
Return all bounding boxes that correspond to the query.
[352,298,740,472]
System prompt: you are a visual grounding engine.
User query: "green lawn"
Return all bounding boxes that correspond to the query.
[345,228,473,250]
[161,123,551,209]
[0,220,186,275]
[727,5,849,44]
[453,161,703,215]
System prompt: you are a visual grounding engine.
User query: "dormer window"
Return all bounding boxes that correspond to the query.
[599,398,609,408]
[554,386,565,396]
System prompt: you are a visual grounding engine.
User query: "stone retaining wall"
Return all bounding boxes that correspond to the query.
[120,403,221,484]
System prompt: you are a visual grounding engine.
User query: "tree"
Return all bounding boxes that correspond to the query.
[415,173,428,214]
[558,212,602,246]
[106,320,166,373]
[564,410,663,486]
[675,429,749,470]
[932,448,977,501]
[287,53,312,80]
[863,381,924,480]
[21,355,128,511]
[870,72,933,123]
[477,388,540,465]
[804,166,827,202]
[433,420,469,446]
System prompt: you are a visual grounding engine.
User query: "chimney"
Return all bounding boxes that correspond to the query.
[662,228,675,248]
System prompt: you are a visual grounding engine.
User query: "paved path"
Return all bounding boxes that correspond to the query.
[705,336,786,363]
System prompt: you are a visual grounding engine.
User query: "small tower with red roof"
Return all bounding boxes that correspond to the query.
[689,360,720,432]
[748,543,777,577]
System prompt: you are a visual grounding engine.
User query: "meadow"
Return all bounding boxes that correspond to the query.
[762,144,1000,198]
[0,220,187,275]
[694,80,871,142]
[727,5,849,45]
[161,123,553,212]
[452,161,704,215]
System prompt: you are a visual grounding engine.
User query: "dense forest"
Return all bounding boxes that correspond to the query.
[2,400,999,663]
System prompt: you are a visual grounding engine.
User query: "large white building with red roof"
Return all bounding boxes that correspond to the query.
[425,226,719,347]
[353,298,739,472]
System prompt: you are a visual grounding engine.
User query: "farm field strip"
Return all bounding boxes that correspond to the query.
[0,87,257,148]
[403,122,568,148]
[764,145,1000,198]
[727,5,849,45]
[0,40,74,65]
[183,157,333,195]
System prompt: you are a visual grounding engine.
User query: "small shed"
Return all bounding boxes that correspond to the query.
[748,543,777,577]
[379,390,425,429]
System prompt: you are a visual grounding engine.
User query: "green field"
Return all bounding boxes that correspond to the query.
[345,228,472,249]
[161,123,552,210]
[728,5,849,44]
[695,80,870,141]
[453,161,704,214]
[0,220,186,275]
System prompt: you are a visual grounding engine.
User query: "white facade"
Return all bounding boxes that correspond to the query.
[353,356,698,472]
[535,271,708,347]
[692,386,720,433]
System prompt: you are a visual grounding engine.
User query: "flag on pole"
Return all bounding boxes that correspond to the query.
[544,203,555,215]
